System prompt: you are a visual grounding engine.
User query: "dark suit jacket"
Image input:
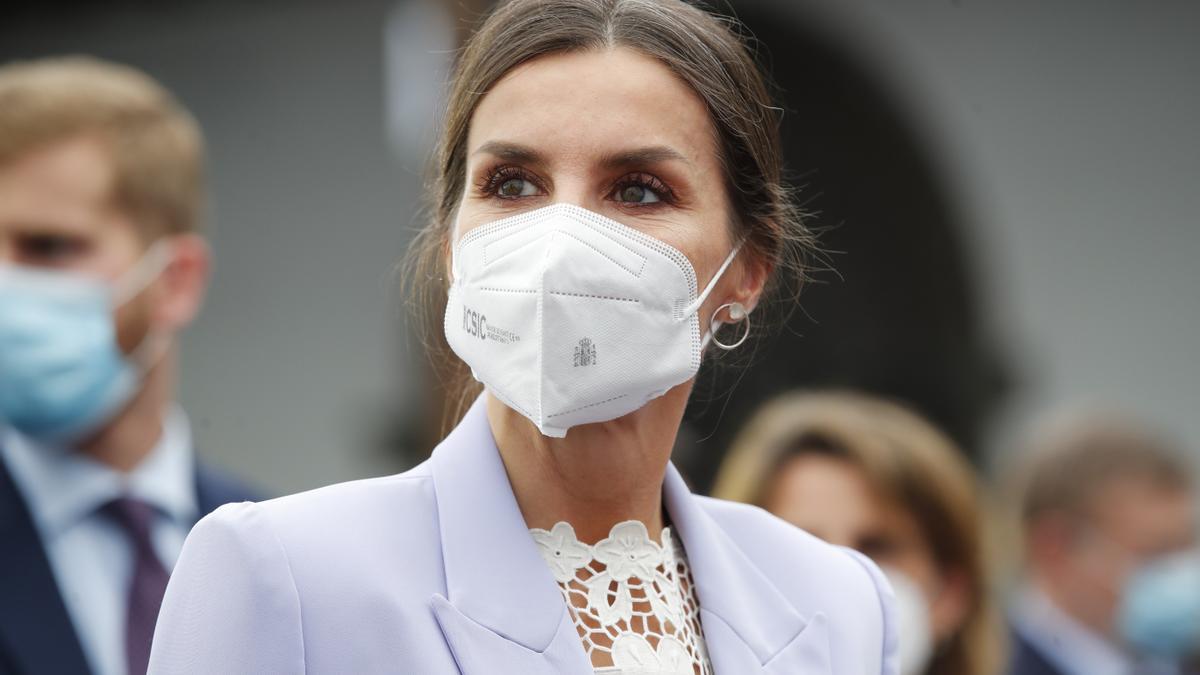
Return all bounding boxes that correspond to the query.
[1008,625,1067,675]
[0,455,259,675]
[1008,622,1200,675]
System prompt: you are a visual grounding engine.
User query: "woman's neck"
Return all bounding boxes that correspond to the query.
[487,384,691,544]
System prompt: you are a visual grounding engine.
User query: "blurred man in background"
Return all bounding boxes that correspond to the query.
[1010,414,1200,675]
[0,57,256,675]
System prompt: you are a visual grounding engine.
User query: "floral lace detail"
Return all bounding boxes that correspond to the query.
[529,521,712,675]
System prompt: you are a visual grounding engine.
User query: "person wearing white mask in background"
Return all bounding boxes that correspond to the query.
[148,0,900,672]
[0,57,258,675]
[1008,412,1200,675]
[713,391,1003,675]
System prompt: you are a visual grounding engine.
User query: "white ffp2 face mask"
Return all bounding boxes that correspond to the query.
[883,567,935,675]
[444,203,740,437]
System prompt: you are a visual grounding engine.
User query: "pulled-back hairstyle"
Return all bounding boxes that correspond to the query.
[405,0,814,425]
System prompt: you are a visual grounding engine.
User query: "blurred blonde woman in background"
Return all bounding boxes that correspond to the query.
[713,391,1002,675]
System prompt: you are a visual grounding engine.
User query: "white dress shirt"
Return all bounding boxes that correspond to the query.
[0,406,198,675]
[1012,584,1181,675]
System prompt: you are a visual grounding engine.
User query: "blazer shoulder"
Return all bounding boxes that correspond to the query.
[151,497,307,673]
[696,496,898,668]
[154,461,445,672]
[201,462,443,585]
[238,461,437,541]
[159,455,460,674]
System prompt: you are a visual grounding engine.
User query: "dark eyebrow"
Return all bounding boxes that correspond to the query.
[470,141,691,169]
[598,145,691,169]
[471,141,545,166]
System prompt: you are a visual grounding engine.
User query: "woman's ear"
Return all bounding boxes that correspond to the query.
[735,245,773,314]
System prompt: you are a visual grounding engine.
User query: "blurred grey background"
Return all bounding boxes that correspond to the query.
[3,0,1195,494]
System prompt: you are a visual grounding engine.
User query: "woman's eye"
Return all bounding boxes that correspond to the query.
[615,183,661,205]
[496,177,539,198]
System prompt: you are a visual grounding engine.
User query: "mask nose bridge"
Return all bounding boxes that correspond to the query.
[546,214,650,284]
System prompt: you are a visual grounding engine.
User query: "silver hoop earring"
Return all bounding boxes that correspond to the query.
[710,302,750,350]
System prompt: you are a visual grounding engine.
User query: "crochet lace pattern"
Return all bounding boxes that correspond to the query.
[529,520,713,675]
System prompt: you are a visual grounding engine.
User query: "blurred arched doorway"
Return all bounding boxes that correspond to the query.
[677,0,1010,492]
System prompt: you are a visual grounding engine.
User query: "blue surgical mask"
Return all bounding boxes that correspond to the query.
[0,242,170,442]
[1118,547,1200,658]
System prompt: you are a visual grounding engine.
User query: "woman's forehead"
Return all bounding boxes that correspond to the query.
[467,47,716,168]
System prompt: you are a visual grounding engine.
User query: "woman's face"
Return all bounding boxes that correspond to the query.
[456,46,761,329]
[764,453,971,643]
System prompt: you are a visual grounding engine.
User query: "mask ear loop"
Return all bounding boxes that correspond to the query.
[111,239,173,307]
[682,240,744,318]
[684,241,747,351]
[110,239,176,372]
[709,302,751,350]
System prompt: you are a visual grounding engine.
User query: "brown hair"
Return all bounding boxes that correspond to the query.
[712,391,1002,675]
[0,56,204,238]
[1017,412,1193,527]
[404,0,814,426]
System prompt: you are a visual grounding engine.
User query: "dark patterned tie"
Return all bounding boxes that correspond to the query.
[103,497,170,675]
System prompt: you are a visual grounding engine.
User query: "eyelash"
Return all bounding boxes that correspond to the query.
[614,172,676,206]
[475,165,678,206]
[476,165,537,198]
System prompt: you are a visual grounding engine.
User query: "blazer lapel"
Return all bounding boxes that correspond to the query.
[0,458,91,675]
[427,397,832,674]
[428,396,593,675]
[430,595,594,675]
[663,464,833,674]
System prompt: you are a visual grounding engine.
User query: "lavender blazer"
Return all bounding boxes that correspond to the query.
[149,397,898,674]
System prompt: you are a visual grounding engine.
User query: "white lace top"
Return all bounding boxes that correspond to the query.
[529,520,713,675]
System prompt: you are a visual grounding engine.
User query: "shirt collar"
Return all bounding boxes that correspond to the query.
[0,405,198,539]
[1012,584,1134,675]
